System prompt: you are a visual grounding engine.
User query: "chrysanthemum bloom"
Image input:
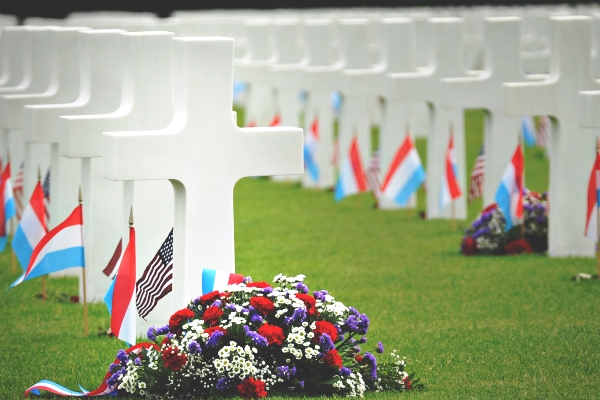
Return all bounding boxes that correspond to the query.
[250,296,275,315]
[161,346,188,371]
[237,377,268,399]
[257,323,285,346]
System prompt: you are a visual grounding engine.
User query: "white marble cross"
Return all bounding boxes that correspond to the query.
[505,16,599,257]
[62,31,175,333]
[24,29,126,300]
[103,37,303,308]
[300,19,342,189]
[441,17,537,208]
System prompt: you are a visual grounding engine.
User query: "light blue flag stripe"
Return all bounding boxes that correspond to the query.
[202,268,217,295]
[104,277,116,316]
[393,166,426,206]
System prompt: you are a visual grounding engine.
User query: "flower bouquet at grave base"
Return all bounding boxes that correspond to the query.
[460,188,548,256]
[106,274,424,399]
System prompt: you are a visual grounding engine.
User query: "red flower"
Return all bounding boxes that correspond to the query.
[505,239,532,255]
[237,377,268,399]
[161,346,188,371]
[257,324,285,346]
[161,336,171,347]
[250,296,275,315]
[460,237,476,256]
[355,354,364,363]
[246,281,271,289]
[312,320,338,343]
[295,293,317,316]
[322,349,343,368]
[482,203,498,213]
[204,326,227,336]
[403,376,413,391]
[199,290,221,306]
[202,306,224,325]
[168,308,195,334]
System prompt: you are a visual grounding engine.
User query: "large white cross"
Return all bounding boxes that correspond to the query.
[504,16,599,257]
[441,17,538,207]
[24,29,126,300]
[103,37,303,307]
[61,31,175,333]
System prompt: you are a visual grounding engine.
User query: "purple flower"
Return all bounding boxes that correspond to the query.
[134,357,142,366]
[147,326,157,341]
[213,300,222,308]
[277,366,297,379]
[245,327,268,347]
[319,333,335,352]
[364,352,378,381]
[291,306,307,323]
[242,276,253,284]
[298,381,305,389]
[472,227,490,239]
[284,316,292,325]
[156,325,170,335]
[340,367,352,377]
[225,304,237,311]
[295,282,309,294]
[108,363,121,372]
[116,349,128,363]
[106,370,122,387]
[206,330,225,348]
[187,340,202,354]
[313,290,328,301]
[261,287,273,295]
[166,333,174,339]
[359,337,367,344]
[376,341,384,353]
[250,313,264,324]
[216,377,233,390]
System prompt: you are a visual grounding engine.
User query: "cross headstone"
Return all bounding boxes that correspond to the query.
[300,18,342,189]
[504,16,599,257]
[103,37,303,307]
[61,31,175,332]
[24,29,126,300]
[441,17,538,208]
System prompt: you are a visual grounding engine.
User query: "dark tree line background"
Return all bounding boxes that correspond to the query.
[1,1,597,22]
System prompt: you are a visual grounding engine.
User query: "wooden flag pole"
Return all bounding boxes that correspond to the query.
[10,217,16,274]
[79,186,89,336]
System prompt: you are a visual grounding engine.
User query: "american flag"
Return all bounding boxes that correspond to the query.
[42,167,50,226]
[136,228,173,319]
[468,143,485,202]
[536,115,550,152]
[13,162,24,219]
[366,147,382,202]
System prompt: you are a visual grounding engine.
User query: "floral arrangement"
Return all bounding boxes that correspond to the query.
[461,189,548,256]
[106,274,422,399]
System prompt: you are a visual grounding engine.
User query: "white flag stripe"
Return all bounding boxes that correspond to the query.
[20,206,46,248]
[119,295,137,346]
[339,159,359,195]
[29,225,83,270]
[382,149,422,197]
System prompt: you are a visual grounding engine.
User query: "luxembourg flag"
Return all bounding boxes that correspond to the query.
[585,149,600,240]
[521,116,537,147]
[202,268,244,295]
[495,144,524,232]
[111,226,136,346]
[0,161,17,251]
[10,204,84,288]
[334,136,368,201]
[380,135,426,206]
[304,117,320,182]
[440,133,462,210]
[11,181,46,271]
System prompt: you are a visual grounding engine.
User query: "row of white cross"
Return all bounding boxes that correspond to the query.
[0,5,599,336]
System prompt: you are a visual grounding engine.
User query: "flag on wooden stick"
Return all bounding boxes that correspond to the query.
[468,143,485,202]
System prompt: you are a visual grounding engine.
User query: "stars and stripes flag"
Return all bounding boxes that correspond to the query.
[585,148,600,240]
[366,147,382,202]
[304,117,320,183]
[13,161,24,219]
[380,135,426,206]
[495,144,524,232]
[0,160,17,251]
[136,228,174,320]
[9,204,84,289]
[110,225,136,346]
[536,115,550,151]
[334,136,368,201]
[202,267,244,295]
[11,181,46,270]
[42,167,50,226]
[440,133,462,210]
[468,143,485,202]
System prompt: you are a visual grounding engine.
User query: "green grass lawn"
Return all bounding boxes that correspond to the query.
[1,110,598,399]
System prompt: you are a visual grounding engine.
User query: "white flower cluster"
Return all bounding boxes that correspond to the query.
[119,361,141,394]
[213,341,276,388]
[334,372,367,397]
[282,324,319,360]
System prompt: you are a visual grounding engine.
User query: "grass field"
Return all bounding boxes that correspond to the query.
[1,110,599,399]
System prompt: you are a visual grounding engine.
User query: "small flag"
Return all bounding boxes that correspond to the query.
[334,136,368,201]
[468,143,485,202]
[495,144,524,232]
[136,228,174,320]
[102,238,123,279]
[269,114,281,127]
[330,91,342,117]
[380,135,426,206]
[304,117,320,183]
[110,226,136,346]
[536,115,550,151]
[585,149,600,240]
[9,204,84,288]
[202,268,244,295]
[42,167,50,225]
[366,147,382,202]
[521,116,536,147]
[0,161,17,251]
[12,161,24,219]
[440,133,462,210]
[11,182,46,270]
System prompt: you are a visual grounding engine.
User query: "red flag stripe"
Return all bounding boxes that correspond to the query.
[227,273,244,285]
[111,227,136,338]
[381,135,413,191]
[349,138,368,191]
[512,145,525,218]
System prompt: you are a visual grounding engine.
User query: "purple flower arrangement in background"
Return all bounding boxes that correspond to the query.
[461,188,548,256]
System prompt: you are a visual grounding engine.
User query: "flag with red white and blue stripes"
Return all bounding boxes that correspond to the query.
[202,267,244,295]
[585,149,600,240]
[334,136,368,201]
[11,181,46,271]
[380,135,426,206]
[0,161,16,251]
[495,144,524,232]
[440,133,462,210]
